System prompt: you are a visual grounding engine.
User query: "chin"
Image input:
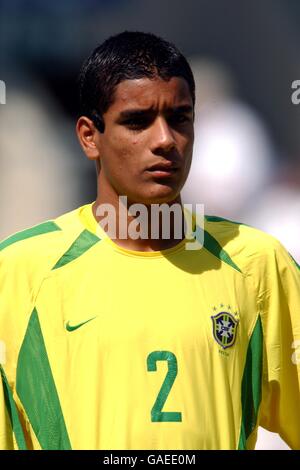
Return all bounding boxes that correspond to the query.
[139,189,181,205]
[125,180,184,205]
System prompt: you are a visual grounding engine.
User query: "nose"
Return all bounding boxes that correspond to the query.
[150,116,176,154]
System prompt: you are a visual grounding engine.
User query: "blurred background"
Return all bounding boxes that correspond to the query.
[0,0,299,449]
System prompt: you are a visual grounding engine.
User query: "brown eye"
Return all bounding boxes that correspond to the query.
[169,114,190,125]
[124,117,150,130]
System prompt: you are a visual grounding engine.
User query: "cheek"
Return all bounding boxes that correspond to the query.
[113,133,146,161]
[104,134,127,161]
[185,131,194,156]
[178,132,193,157]
[104,134,143,175]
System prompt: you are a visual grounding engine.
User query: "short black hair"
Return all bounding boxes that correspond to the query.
[78,31,195,132]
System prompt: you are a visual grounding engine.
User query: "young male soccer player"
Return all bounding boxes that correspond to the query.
[0,31,300,450]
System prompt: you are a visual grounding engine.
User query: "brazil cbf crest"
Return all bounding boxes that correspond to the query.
[211,311,238,349]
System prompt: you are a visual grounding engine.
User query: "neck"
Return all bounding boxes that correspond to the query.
[92,187,185,252]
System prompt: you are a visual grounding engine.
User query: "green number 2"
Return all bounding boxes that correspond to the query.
[147,350,182,422]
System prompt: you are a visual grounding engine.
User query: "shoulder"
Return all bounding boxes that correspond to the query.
[0,206,88,284]
[203,215,288,275]
[0,206,97,366]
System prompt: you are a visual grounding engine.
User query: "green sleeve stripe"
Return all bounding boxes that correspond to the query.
[16,308,72,450]
[0,222,62,252]
[203,230,242,273]
[290,253,300,271]
[205,214,251,227]
[0,365,28,450]
[52,229,100,270]
[205,215,243,225]
[238,315,263,450]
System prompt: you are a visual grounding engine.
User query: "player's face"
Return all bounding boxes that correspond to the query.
[96,76,194,204]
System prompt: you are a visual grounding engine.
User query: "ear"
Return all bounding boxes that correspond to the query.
[76,116,102,161]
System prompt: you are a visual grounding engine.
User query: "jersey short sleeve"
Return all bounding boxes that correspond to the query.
[258,241,300,449]
[0,365,15,449]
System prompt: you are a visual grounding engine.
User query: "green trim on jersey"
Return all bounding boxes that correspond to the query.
[16,308,72,450]
[290,254,300,271]
[205,215,243,225]
[0,221,62,252]
[52,230,100,270]
[203,230,242,273]
[238,316,263,449]
[0,365,28,450]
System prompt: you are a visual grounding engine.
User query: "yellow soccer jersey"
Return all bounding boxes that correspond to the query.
[0,204,300,450]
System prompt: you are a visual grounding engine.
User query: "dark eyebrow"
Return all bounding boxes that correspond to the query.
[171,105,193,114]
[118,108,155,120]
[118,105,193,121]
